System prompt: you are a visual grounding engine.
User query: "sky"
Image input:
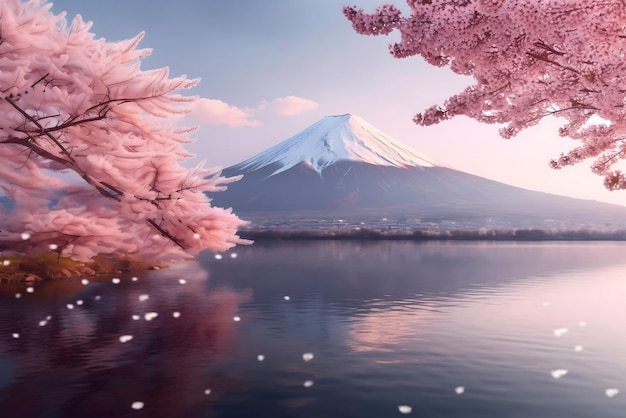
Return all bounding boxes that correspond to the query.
[48,0,626,207]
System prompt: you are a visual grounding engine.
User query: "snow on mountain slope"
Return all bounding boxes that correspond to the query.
[234,113,443,176]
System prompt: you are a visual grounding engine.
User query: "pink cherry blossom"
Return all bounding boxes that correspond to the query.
[0,0,247,261]
[345,1,626,189]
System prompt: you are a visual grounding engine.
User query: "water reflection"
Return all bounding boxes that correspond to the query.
[0,263,251,418]
[0,241,625,417]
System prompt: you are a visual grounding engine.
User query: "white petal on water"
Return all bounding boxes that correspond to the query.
[455,386,465,394]
[574,345,584,352]
[119,335,133,343]
[230,253,237,259]
[204,389,211,395]
[15,293,21,299]
[398,405,412,414]
[26,287,34,293]
[21,232,31,240]
[132,315,140,320]
[303,380,314,388]
[131,277,138,282]
[94,295,101,301]
[81,279,89,286]
[233,316,241,322]
[257,354,265,361]
[302,353,314,362]
[66,304,74,310]
[144,312,158,321]
[131,401,144,410]
[49,244,58,250]
[46,315,51,321]
[214,254,223,260]
[112,278,121,284]
[138,294,149,302]
[605,388,619,398]
[172,312,181,318]
[551,369,568,379]
[39,320,47,327]
[76,300,83,306]
[284,296,290,301]
[178,279,186,284]
[553,328,568,337]
[2,260,10,266]
[12,333,19,339]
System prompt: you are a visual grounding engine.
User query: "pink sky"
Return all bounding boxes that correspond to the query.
[48,0,626,206]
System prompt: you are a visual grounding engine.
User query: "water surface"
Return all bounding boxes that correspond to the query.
[1,241,625,417]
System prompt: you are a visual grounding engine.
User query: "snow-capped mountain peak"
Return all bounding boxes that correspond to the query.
[235,114,443,176]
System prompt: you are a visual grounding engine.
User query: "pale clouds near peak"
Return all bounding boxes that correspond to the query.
[259,96,320,116]
[183,96,319,128]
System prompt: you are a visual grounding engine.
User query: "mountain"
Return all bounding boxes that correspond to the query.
[211,114,626,230]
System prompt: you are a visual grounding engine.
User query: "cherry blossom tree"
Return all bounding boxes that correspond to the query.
[344,0,626,190]
[0,0,247,261]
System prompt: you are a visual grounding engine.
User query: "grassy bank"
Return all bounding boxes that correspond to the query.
[0,253,163,284]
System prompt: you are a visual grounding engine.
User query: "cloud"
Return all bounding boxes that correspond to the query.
[263,95,319,116]
[186,98,260,127]
[179,95,318,128]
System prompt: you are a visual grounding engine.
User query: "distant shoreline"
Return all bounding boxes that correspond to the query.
[239,228,626,241]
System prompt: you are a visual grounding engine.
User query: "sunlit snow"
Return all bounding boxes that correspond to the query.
[302,353,314,362]
[551,369,568,379]
[605,388,619,398]
[235,114,443,177]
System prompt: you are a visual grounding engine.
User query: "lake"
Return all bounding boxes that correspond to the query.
[1,240,625,417]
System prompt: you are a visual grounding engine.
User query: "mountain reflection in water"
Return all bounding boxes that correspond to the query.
[1,241,625,418]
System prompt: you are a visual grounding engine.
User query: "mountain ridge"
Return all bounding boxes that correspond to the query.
[210,114,626,230]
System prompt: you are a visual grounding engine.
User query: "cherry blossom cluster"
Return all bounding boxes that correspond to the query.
[344,0,626,189]
[0,0,247,261]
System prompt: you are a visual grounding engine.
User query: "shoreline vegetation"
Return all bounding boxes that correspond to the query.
[0,253,164,285]
[4,227,626,283]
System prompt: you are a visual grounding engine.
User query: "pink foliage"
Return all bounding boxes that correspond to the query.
[0,0,247,261]
[344,0,626,189]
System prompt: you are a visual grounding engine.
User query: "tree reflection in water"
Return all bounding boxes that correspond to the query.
[0,261,252,418]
